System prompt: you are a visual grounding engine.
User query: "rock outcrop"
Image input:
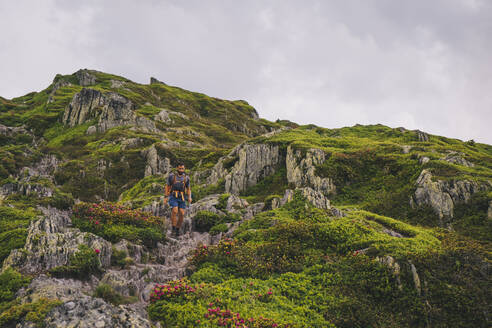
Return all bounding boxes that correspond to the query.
[62,88,158,133]
[411,169,490,226]
[224,143,283,194]
[62,88,104,127]
[0,123,31,137]
[415,130,430,142]
[140,144,171,177]
[441,151,474,167]
[15,274,152,328]
[0,155,61,199]
[286,145,335,195]
[2,206,112,274]
[75,69,97,86]
[154,108,187,123]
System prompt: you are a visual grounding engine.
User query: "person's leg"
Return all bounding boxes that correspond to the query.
[177,208,185,229]
[171,207,178,228]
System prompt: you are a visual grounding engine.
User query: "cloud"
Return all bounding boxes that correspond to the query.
[1,0,491,143]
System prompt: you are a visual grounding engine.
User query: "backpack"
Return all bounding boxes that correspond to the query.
[170,172,189,193]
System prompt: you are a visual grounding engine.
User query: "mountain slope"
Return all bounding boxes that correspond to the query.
[0,69,490,327]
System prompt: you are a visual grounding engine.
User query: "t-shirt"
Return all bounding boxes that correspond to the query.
[167,172,190,192]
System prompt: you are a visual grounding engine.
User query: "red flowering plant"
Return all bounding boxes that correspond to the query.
[189,237,238,266]
[149,278,206,303]
[72,201,166,247]
[203,302,291,328]
[256,288,274,303]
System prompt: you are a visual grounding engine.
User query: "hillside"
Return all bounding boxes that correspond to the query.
[0,69,490,327]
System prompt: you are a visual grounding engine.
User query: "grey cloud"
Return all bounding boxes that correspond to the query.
[1,0,491,143]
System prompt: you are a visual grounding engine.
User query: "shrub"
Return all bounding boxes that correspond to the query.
[93,283,137,306]
[149,278,203,303]
[71,201,166,247]
[193,211,221,232]
[49,244,102,279]
[209,223,228,235]
[0,298,62,327]
[216,193,230,211]
[0,268,32,313]
[111,248,127,268]
[0,206,37,262]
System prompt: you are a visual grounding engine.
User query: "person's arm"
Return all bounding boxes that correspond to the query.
[186,176,192,203]
[164,174,172,204]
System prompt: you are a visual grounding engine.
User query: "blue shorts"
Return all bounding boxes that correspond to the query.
[169,195,187,209]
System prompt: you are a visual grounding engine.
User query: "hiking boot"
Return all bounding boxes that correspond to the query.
[171,226,179,238]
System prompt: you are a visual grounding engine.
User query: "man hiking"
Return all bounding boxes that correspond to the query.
[164,163,192,238]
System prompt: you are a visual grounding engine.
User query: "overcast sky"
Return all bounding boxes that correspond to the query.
[1,0,491,143]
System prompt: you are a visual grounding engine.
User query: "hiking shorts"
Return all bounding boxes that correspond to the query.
[168,194,187,209]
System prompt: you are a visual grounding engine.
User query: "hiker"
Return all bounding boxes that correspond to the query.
[163,163,192,237]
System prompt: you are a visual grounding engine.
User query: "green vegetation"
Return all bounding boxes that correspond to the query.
[0,268,60,327]
[0,206,38,262]
[71,201,166,247]
[49,244,103,279]
[93,283,138,305]
[241,168,289,203]
[0,268,32,313]
[150,192,490,327]
[0,298,62,328]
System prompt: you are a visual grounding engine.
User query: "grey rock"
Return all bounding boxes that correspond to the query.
[419,156,430,165]
[0,123,29,136]
[377,256,402,290]
[62,88,158,134]
[47,79,73,103]
[150,77,166,85]
[409,261,421,295]
[0,182,53,198]
[225,143,283,194]
[112,240,145,264]
[415,130,430,142]
[382,228,405,238]
[2,206,112,274]
[441,151,474,167]
[226,194,249,212]
[280,189,295,206]
[64,301,76,310]
[401,145,412,154]
[411,169,490,226]
[275,188,330,210]
[75,69,97,86]
[270,197,281,210]
[62,88,104,127]
[121,137,144,150]
[86,125,97,134]
[110,79,126,88]
[330,207,346,217]
[286,145,335,196]
[241,202,266,220]
[297,187,331,209]
[140,144,171,177]
[154,108,187,123]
